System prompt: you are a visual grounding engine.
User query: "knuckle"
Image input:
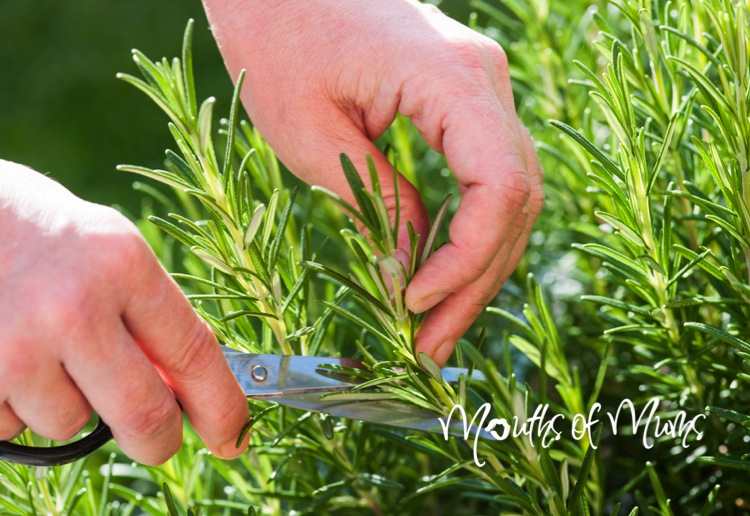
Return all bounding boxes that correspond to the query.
[123,394,178,440]
[42,286,92,335]
[446,39,486,72]
[529,185,545,220]
[483,39,509,71]
[445,37,508,76]
[168,319,218,381]
[500,171,532,210]
[215,393,249,430]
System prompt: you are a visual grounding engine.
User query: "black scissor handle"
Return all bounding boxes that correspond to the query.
[0,418,113,467]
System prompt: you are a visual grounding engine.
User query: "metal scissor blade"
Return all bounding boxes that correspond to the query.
[222,346,492,439]
[269,392,494,440]
[222,346,487,398]
[270,392,444,431]
[222,346,365,398]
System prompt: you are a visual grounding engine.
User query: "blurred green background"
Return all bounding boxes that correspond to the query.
[0,0,230,216]
[0,0,472,217]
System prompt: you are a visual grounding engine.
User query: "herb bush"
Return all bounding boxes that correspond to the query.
[2,0,750,513]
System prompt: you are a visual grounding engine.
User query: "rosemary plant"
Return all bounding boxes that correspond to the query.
[3,0,750,514]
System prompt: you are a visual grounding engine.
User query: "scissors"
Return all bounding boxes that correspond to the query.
[0,346,484,467]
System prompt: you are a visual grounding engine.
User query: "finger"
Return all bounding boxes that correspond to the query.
[520,126,545,226]
[8,360,92,441]
[120,244,250,460]
[498,124,544,269]
[490,125,544,285]
[0,402,25,441]
[402,69,531,312]
[415,127,544,364]
[62,320,184,466]
[406,153,530,312]
[414,194,530,365]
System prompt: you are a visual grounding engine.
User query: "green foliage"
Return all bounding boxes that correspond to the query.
[0,0,226,214]
[3,0,750,514]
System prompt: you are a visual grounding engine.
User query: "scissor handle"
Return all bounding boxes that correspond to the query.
[0,418,113,467]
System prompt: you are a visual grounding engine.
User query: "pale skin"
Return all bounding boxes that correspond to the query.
[0,0,543,465]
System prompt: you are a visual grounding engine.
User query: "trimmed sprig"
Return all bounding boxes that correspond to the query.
[305,153,458,413]
[310,154,450,354]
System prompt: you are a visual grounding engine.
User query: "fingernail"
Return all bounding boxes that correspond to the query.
[409,291,448,313]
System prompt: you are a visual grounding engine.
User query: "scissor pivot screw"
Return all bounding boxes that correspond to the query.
[251,364,268,382]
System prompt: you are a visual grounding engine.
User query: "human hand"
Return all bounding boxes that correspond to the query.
[203,0,544,365]
[0,161,250,465]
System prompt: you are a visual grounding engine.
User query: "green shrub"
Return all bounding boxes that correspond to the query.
[2,0,749,513]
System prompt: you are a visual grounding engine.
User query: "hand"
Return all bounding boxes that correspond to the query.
[0,160,250,465]
[203,0,544,365]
